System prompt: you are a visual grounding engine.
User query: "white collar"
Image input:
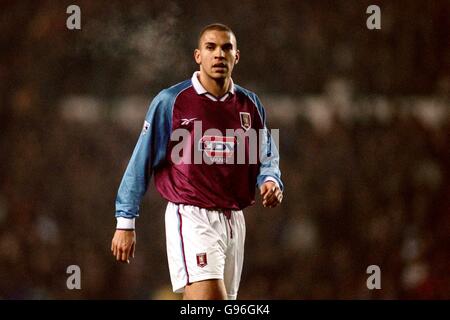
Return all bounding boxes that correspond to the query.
[191,71,235,101]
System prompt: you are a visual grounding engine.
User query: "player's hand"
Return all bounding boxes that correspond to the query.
[111,229,136,264]
[260,181,283,208]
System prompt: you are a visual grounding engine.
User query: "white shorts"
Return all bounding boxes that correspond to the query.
[165,202,246,300]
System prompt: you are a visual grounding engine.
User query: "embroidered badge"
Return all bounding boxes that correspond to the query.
[142,120,150,135]
[239,112,251,131]
[196,253,207,268]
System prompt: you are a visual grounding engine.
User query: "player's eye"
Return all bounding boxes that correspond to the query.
[222,44,233,51]
[206,45,214,50]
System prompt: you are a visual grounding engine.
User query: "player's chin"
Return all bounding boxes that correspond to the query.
[209,70,230,79]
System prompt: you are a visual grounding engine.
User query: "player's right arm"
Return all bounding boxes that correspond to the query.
[111,90,174,263]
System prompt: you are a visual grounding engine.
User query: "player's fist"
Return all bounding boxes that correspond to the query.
[111,229,136,264]
[260,181,283,208]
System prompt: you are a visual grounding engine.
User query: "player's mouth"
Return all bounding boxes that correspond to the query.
[212,63,228,70]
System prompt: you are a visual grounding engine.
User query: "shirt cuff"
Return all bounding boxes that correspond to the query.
[116,217,135,230]
[263,177,280,189]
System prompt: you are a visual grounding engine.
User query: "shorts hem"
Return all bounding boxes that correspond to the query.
[172,273,224,293]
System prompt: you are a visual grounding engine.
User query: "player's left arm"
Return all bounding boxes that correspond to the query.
[253,94,284,208]
[258,137,283,208]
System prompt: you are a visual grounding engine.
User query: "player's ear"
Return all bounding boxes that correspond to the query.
[235,49,240,65]
[194,49,201,65]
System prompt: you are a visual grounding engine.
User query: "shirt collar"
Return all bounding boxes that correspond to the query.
[191,71,235,99]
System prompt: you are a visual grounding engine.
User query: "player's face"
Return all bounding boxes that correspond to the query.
[194,30,240,80]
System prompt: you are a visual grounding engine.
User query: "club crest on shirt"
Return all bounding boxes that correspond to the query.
[239,112,251,131]
[142,120,150,135]
[196,253,207,268]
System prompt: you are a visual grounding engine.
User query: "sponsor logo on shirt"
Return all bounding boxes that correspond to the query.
[198,135,235,163]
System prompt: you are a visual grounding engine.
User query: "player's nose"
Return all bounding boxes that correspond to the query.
[215,47,226,58]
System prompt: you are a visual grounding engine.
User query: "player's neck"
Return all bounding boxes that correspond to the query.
[198,72,231,98]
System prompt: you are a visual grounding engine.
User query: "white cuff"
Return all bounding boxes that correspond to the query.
[116,217,135,230]
[263,177,280,189]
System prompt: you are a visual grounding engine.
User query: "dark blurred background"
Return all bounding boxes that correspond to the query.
[0,0,449,299]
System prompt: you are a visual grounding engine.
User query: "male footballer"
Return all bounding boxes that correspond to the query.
[111,23,283,300]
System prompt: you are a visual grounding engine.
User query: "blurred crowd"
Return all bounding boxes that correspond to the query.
[0,1,449,299]
[241,95,449,299]
[0,93,448,299]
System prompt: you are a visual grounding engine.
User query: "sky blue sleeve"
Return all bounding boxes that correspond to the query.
[115,90,172,219]
[250,93,284,191]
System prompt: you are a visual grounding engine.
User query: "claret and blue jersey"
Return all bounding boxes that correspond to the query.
[115,72,283,220]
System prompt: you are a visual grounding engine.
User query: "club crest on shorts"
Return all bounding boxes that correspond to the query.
[239,112,251,131]
[196,253,208,268]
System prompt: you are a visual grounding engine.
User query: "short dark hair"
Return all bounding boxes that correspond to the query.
[198,23,237,48]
